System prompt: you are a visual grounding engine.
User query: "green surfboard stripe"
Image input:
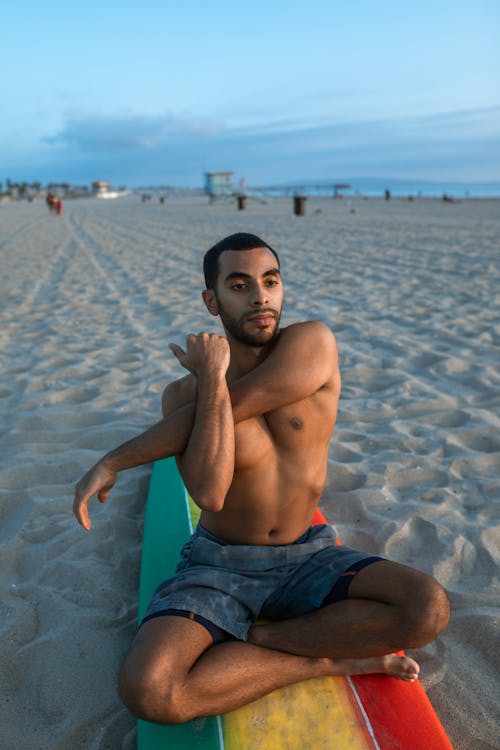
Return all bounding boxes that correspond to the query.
[137,457,221,749]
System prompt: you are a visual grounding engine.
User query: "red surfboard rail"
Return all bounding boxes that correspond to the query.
[312,505,453,750]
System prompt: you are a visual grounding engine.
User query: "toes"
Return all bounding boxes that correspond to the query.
[402,664,419,681]
[405,659,420,676]
[392,656,420,681]
[403,671,418,682]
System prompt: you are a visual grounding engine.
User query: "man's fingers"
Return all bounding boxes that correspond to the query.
[73,491,92,531]
[73,462,116,530]
[170,334,229,375]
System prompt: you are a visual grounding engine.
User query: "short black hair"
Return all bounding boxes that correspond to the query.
[203,233,280,289]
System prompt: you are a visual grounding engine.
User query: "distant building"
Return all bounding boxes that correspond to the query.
[91,180,128,200]
[204,172,234,201]
[92,180,110,196]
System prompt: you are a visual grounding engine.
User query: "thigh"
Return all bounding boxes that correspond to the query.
[122,614,214,682]
[347,558,436,605]
[262,543,379,620]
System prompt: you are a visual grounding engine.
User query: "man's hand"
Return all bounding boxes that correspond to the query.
[169,333,230,378]
[73,460,117,531]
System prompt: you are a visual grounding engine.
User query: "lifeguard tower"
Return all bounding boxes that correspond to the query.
[204,172,234,203]
[333,183,351,198]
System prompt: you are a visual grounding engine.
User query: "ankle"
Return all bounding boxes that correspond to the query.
[316,656,334,676]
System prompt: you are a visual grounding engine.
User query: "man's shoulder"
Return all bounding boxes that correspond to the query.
[278,321,339,390]
[280,321,337,348]
[162,374,196,417]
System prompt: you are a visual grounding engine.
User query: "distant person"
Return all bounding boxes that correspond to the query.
[56,198,63,215]
[46,192,56,214]
[73,232,450,724]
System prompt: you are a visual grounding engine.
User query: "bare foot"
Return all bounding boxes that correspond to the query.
[331,653,420,682]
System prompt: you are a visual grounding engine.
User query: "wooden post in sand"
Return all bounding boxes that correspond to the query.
[237,195,247,210]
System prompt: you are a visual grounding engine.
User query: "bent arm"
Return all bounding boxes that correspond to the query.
[73,322,338,528]
[107,322,337,465]
[174,370,234,512]
[230,321,339,421]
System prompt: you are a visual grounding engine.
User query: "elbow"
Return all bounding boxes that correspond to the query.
[195,492,225,513]
[204,498,225,513]
[190,483,227,513]
[184,464,234,513]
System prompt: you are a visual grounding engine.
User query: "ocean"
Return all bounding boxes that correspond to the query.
[257,177,500,199]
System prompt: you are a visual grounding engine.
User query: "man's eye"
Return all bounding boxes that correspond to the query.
[265,279,278,286]
[232,283,247,290]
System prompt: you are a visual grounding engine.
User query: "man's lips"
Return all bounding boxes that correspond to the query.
[246,310,277,322]
[246,313,276,325]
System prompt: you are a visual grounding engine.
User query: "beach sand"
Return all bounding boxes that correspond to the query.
[1,194,499,749]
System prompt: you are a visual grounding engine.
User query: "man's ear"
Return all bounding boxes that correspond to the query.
[202,289,219,317]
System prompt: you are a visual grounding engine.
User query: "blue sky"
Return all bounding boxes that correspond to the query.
[2,0,499,188]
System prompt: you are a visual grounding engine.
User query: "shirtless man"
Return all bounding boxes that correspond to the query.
[73,232,450,724]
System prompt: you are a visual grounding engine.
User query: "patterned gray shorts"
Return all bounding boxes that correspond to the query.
[141,523,383,641]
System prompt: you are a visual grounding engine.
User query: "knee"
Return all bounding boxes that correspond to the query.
[401,575,450,647]
[118,663,191,725]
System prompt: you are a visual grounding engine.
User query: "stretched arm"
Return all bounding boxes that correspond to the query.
[73,322,339,529]
[229,321,339,421]
[73,403,197,529]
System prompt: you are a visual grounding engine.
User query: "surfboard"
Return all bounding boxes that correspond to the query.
[137,457,453,749]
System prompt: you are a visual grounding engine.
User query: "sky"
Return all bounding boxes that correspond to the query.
[2,0,499,188]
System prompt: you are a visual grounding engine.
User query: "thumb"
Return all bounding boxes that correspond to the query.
[98,488,110,504]
[169,343,186,362]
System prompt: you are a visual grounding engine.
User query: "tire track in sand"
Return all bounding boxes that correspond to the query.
[1,211,74,352]
[67,210,151,341]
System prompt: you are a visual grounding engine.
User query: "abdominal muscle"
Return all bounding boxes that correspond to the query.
[199,443,329,546]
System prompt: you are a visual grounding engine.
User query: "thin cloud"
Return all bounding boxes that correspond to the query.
[44,112,223,152]
[33,105,500,185]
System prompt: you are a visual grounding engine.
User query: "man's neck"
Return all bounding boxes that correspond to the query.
[226,332,280,381]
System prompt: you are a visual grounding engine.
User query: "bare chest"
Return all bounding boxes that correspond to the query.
[234,395,335,471]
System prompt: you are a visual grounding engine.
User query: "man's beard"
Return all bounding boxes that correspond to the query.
[217,302,281,347]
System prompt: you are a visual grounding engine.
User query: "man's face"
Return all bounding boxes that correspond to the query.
[206,246,283,347]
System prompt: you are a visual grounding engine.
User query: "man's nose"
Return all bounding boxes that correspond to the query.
[251,284,269,305]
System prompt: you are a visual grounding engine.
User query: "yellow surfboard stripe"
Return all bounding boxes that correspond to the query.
[223,676,376,750]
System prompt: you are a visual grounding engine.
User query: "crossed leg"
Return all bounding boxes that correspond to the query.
[119,560,450,724]
[248,560,450,657]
